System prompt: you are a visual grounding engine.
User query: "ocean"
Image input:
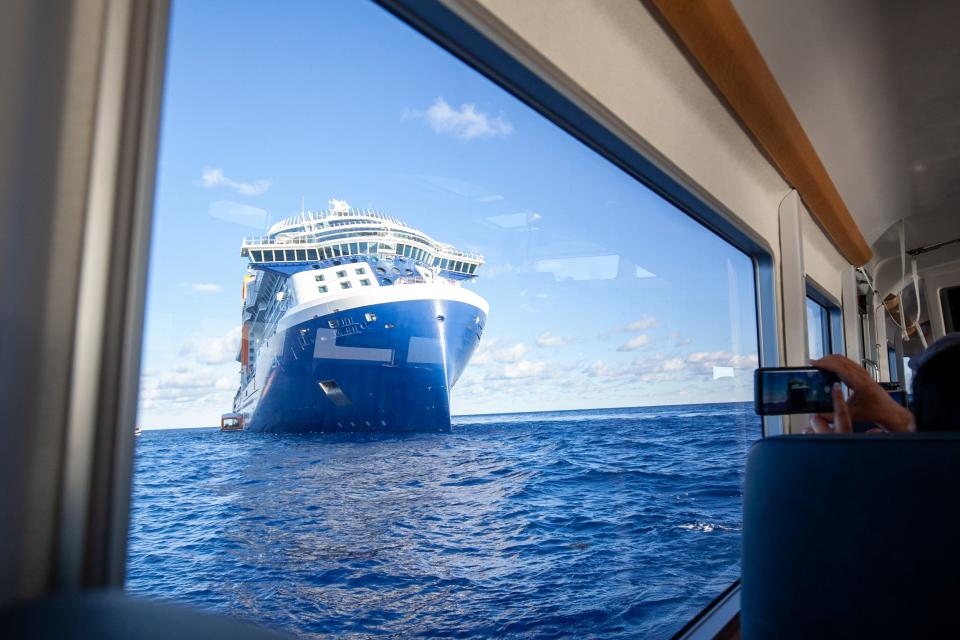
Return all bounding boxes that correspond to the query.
[126,402,759,638]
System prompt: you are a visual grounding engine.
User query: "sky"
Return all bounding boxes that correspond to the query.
[138,0,760,429]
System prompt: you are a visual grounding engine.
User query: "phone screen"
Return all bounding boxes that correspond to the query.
[754,367,841,415]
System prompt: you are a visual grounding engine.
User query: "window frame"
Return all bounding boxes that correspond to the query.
[77,2,783,638]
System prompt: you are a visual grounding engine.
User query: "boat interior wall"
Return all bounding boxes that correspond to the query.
[778,191,850,434]
[648,0,873,267]
[0,0,109,603]
[731,0,908,251]
[732,0,960,251]
[444,0,789,261]
[800,208,848,304]
[0,0,168,605]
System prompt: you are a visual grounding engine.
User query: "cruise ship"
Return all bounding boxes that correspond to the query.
[229,199,488,433]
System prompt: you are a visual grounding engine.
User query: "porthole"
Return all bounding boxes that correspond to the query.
[436,315,445,322]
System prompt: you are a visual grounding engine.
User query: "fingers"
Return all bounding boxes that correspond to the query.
[832,383,852,433]
[808,414,833,434]
[811,355,867,384]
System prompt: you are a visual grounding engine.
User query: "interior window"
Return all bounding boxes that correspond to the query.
[806,296,831,359]
[128,2,762,638]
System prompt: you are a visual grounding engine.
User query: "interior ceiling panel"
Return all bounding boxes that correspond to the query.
[732,0,960,262]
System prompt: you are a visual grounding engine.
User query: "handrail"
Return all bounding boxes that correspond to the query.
[240,235,484,261]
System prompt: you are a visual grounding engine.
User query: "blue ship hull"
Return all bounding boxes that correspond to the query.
[238,298,485,433]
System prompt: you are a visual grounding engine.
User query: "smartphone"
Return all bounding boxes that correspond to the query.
[754,367,842,415]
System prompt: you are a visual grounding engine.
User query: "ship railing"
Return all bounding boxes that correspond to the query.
[241,234,484,262]
[272,209,411,232]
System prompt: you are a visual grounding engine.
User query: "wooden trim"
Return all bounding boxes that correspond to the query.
[649,0,873,266]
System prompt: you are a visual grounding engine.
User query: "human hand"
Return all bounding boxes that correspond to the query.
[805,383,852,434]
[811,355,915,432]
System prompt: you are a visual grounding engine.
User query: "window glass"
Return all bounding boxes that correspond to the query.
[888,346,899,383]
[903,356,914,394]
[129,3,761,638]
[806,296,830,359]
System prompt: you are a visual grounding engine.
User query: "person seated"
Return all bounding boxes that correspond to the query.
[806,333,960,434]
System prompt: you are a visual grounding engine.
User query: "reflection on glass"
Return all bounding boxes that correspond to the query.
[129,1,762,637]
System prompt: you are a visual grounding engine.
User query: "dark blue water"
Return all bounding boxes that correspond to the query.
[127,402,758,638]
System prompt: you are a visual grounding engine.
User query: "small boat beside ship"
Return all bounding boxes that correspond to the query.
[225,199,488,433]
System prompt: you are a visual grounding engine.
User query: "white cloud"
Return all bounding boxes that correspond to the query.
[411,97,514,140]
[179,327,241,365]
[199,167,271,196]
[685,351,759,373]
[661,357,685,371]
[191,283,221,293]
[494,342,529,363]
[501,360,548,379]
[626,316,657,331]
[536,331,580,348]
[617,335,650,352]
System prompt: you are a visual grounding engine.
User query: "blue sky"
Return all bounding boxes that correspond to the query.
[138,0,759,428]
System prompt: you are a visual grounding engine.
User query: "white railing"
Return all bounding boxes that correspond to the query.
[240,234,484,262]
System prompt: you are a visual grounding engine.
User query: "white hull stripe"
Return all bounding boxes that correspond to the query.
[278,282,489,333]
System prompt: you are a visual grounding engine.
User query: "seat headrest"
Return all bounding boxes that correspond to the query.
[742,434,960,639]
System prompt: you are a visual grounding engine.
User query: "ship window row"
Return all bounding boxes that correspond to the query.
[431,257,477,274]
[395,243,433,264]
[249,242,384,263]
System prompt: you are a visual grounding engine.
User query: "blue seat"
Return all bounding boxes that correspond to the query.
[742,434,960,639]
[0,590,290,639]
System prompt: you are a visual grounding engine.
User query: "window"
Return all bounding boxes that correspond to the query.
[317,285,327,294]
[806,283,843,360]
[314,274,324,282]
[251,250,262,262]
[941,286,960,333]
[355,267,365,275]
[888,346,900,383]
[129,3,766,639]
[806,297,831,359]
